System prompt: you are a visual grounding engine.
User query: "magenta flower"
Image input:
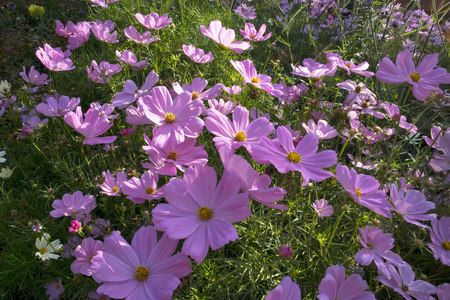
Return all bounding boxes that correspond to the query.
[302,119,338,140]
[336,80,376,107]
[182,45,214,63]
[205,105,274,154]
[35,94,80,117]
[71,237,104,276]
[172,77,223,101]
[135,12,172,30]
[376,262,436,300]
[91,20,118,43]
[265,276,301,300]
[120,125,135,136]
[234,4,257,20]
[318,265,375,300]
[121,170,164,204]
[152,165,251,263]
[382,102,417,134]
[91,226,192,299]
[390,183,436,228]
[98,170,127,196]
[116,50,149,70]
[291,58,337,79]
[313,199,334,217]
[86,60,122,84]
[50,191,96,222]
[207,98,235,116]
[335,164,393,218]
[111,70,159,108]
[67,21,90,49]
[355,226,406,278]
[240,23,271,41]
[64,106,117,145]
[230,60,278,95]
[278,245,293,258]
[123,25,159,44]
[326,52,374,76]
[200,20,250,54]
[143,86,205,148]
[429,133,450,173]
[35,44,75,71]
[20,66,51,86]
[69,220,82,233]
[142,134,208,176]
[44,278,64,300]
[252,127,337,186]
[428,216,450,266]
[375,50,450,101]
[423,126,450,151]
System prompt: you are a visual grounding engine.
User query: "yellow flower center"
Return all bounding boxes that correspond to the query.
[89,255,94,263]
[40,248,47,255]
[168,151,178,160]
[355,86,362,93]
[443,241,450,251]
[57,108,62,114]
[198,207,213,221]
[366,242,374,250]
[345,63,351,68]
[251,77,260,84]
[409,72,421,82]
[235,131,246,142]
[165,113,175,124]
[135,265,149,281]
[55,284,61,290]
[145,187,155,195]
[401,285,409,292]
[250,35,256,39]
[192,92,199,100]
[287,152,301,163]
[113,186,119,193]
[355,188,362,197]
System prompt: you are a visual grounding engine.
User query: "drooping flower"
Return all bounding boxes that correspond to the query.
[71,237,104,276]
[20,66,51,86]
[123,26,159,44]
[200,20,250,54]
[35,44,75,71]
[86,60,122,84]
[375,50,450,101]
[50,191,96,222]
[35,94,80,117]
[428,133,450,173]
[376,262,436,300]
[265,276,301,300]
[44,278,64,300]
[121,170,164,204]
[91,226,192,299]
[252,127,337,186]
[318,265,375,300]
[230,60,279,95]
[91,20,118,43]
[172,77,223,101]
[64,106,117,145]
[355,226,406,278]
[182,45,214,63]
[302,119,338,140]
[335,164,393,218]
[313,199,334,217]
[427,216,450,266]
[336,80,376,107]
[98,170,127,196]
[35,233,62,261]
[326,52,374,76]
[116,50,149,70]
[111,70,159,108]
[135,12,172,30]
[234,4,257,20]
[382,102,417,134]
[152,165,251,263]
[240,23,271,41]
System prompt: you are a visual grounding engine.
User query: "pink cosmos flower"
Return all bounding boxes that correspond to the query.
[112,70,159,108]
[90,102,118,119]
[205,105,273,154]
[142,134,208,176]
[143,86,205,148]
[62,236,82,258]
[200,20,250,54]
[67,21,90,49]
[121,170,164,204]
[382,102,417,134]
[437,284,450,300]
[429,133,450,173]
[116,50,149,70]
[265,276,301,300]
[152,165,251,263]
[206,98,235,116]
[337,80,376,107]
[390,183,436,228]
[375,50,450,101]
[355,226,406,278]
[351,97,385,119]
[20,66,51,86]
[64,106,117,145]
[335,164,393,218]
[376,262,436,300]
[230,60,278,95]
[88,0,120,8]
[326,52,374,76]
[91,20,118,43]
[98,170,127,196]
[135,12,172,30]
[240,23,271,41]
[35,44,75,71]
[125,98,156,125]
[71,237,104,276]
[88,291,110,299]
[50,191,96,222]
[172,77,223,101]
[234,4,257,20]
[91,226,192,299]
[318,265,375,300]
[55,20,75,37]
[69,220,82,233]
[44,278,64,300]
[313,199,334,217]
[35,94,80,117]
[90,218,111,238]
[182,45,214,63]
[427,216,450,266]
[87,60,122,84]
[223,85,242,95]
[291,58,337,79]
[123,26,159,44]
[302,119,338,140]
[423,126,450,151]
[252,127,337,186]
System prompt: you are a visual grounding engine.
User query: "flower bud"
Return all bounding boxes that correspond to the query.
[279,245,293,258]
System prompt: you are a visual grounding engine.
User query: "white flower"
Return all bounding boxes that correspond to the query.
[0,80,11,96]
[0,166,14,178]
[35,233,62,261]
[0,151,5,163]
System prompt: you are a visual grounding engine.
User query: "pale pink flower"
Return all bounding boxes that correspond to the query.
[200,20,250,54]
[50,191,96,223]
[230,60,278,95]
[44,278,64,300]
[71,237,104,276]
[266,276,301,300]
[20,66,51,86]
[91,20,118,43]
[234,4,257,20]
[121,170,164,204]
[172,77,223,101]
[337,80,376,107]
[98,170,127,196]
[423,126,450,151]
[111,70,158,108]
[240,23,271,41]
[135,12,172,30]
[115,50,149,70]
[427,216,450,266]
[66,21,90,49]
[125,98,156,125]
[382,102,417,134]
[313,199,334,217]
[86,60,122,84]
[207,98,235,116]
[291,58,337,79]
[302,119,338,139]
[429,133,450,173]
[223,85,242,95]
[182,45,214,63]
[35,44,75,71]
[35,94,80,117]
[123,26,159,44]
[326,52,374,76]
[437,283,450,300]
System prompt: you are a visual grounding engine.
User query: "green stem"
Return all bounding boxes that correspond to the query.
[325,210,345,255]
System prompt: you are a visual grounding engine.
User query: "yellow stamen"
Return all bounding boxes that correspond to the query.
[345,63,351,68]
[366,242,374,250]
[250,35,256,39]
[251,77,260,84]
[409,72,421,82]
[55,284,61,290]
[198,207,213,221]
[145,187,154,195]
[168,151,178,160]
[165,113,175,124]
[40,248,47,255]
[135,266,149,281]
[57,108,62,114]
[113,186,119,193]
[443,241,450,251]
[287,152,301,163]
[235,131,246,142]
[355,188,362,197]
[192,92,199,100]
[355,86,362,93]
[89,255,94,263]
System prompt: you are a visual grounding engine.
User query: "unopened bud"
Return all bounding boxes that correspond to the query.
[279,245,293,258]
[306,182,314,189]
